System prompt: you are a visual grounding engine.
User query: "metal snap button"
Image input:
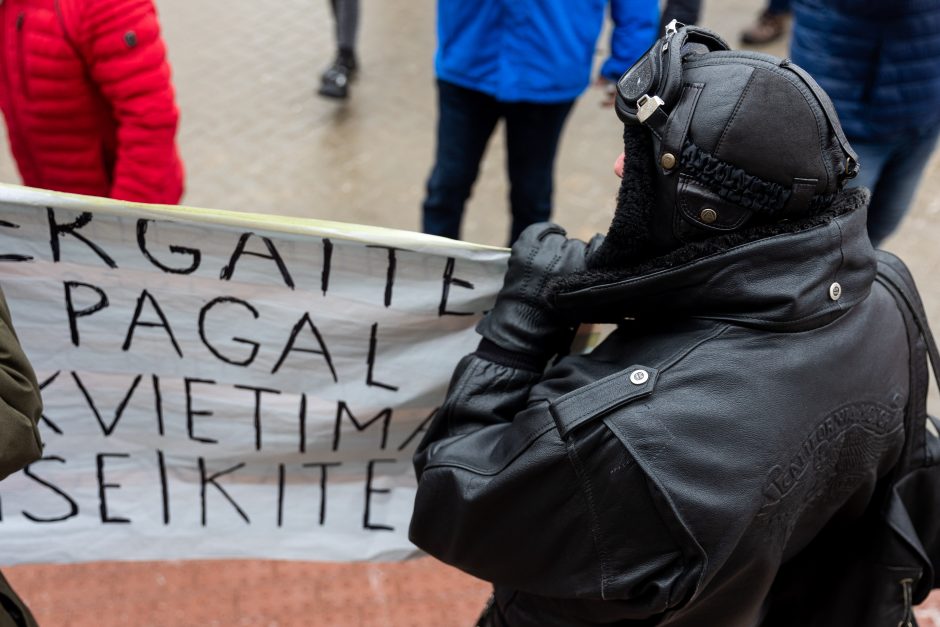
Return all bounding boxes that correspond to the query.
[700,208,718,224]
[630,369,649,385]
[660,153,677,170]
[124,31,138,48]
[829,282,842,301]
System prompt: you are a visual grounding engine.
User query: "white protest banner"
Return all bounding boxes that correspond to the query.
[0,184,508,564]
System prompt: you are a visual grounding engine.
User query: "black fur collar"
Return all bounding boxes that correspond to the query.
[550,186,874,330]
[550,186,869,302]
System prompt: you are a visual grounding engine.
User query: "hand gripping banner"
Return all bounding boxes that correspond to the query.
[0,184,508,564]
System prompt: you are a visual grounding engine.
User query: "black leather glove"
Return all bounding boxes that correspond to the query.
[477,223,601,359]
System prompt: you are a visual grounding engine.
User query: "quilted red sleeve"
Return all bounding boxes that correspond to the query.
[78,0,184,204]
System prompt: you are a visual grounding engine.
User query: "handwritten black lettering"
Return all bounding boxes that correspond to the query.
[198,457,249,526]
[198,297,261,366]
[439,257,474,316]
[47,209,116,268]
[333,401,392,451]
[363,459,396,531]
[122,290,183,358]
[302,461,341,526]
[96,453,131,524]
[71,372,142,436]
[22,456,79,523]
[64,281,109,347]
[367,245,398,307]
[152,375,164,436]
[321,238,333,295]
[38,371,63,435]
[271,313,337,381]
[219,233,294,290]
[185,378,218,445]
[277,463,286,527]
[366,323,399,392]
[397,407,439,452]
[298,393,307,453]
[0,219,33,262]
[157,449,170,525]
[137,219,201,274]
[233,384,281,451]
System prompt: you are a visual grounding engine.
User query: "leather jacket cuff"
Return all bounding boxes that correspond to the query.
[475,338,549,373]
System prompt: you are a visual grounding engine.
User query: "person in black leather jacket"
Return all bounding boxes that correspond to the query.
[409,25,940,627]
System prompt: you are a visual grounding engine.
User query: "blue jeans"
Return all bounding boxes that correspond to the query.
[422,80,574,244]
[847,124,940,247]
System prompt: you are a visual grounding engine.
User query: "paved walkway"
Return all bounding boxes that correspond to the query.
[1,0,939,624]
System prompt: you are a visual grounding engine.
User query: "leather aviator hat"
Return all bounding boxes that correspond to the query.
[613,22,859,250]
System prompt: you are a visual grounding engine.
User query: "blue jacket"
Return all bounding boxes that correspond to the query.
[435,0,659,103]
[790,0,940,141]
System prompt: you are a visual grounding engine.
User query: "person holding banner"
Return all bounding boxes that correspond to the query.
[410,24,940,627]
[0,0,184,204]
[0,286,43,627]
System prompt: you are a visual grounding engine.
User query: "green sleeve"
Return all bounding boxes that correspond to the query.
[0,286,43,481]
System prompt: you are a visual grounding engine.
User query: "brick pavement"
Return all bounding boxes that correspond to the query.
[2,0,940,624]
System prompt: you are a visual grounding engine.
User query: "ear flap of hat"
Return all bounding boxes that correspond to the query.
[587,126,660,269]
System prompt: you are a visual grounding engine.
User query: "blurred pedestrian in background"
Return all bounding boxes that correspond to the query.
[791,0,940,246]
[659,0,701,32]
[0,0,184,204]
[740,0,791,45]
[659,0,792,49]
[421,0,658,244]
[0,286,44,627]
[318,0,359,99]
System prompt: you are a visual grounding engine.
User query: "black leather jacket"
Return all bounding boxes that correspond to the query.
[410,196,940,626]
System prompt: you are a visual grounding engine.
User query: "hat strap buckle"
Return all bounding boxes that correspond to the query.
[636,95,666,124]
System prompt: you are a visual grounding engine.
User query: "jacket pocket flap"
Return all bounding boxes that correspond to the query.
[549,365,658,438]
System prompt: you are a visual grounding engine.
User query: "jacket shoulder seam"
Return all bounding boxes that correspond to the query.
[657,323,733,375]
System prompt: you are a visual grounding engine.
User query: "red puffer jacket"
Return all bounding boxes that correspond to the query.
[0,0,183,204]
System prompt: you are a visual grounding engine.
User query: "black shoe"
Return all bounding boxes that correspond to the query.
[318,54,357,99]
[740,10,789,45]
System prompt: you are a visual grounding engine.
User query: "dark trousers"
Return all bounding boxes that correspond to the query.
[329,0,358,52]
[422,80,574,244]
[659,0,789,32]
[660,0,702,30]
[846,122,940,247]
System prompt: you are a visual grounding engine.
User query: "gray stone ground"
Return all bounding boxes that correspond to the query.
[1,0,937,371]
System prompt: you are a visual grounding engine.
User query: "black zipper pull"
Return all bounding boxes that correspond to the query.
[899,577,914,627]
[16,11,24,31]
